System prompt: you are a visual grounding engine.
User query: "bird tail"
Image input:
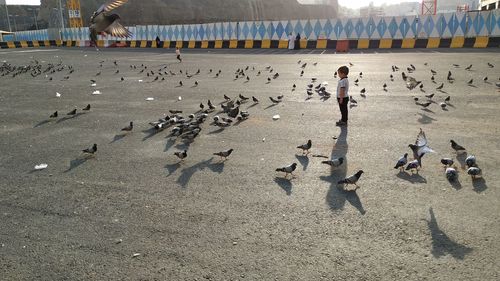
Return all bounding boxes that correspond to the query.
[276,168,285,172]
[321,161,330,165]
[337,179,347,184]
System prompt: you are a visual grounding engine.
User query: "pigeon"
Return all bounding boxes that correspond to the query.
[450,140,466,153]
[82,143,97,154]
[174,150,187,161]
[441,158,454,167]
[267,77,271,83]
[465,64,472,70]
[227,107,239,119]
[179,81,183,86]
[199,103,204,110]
[405,159,420,173]
[239,94,249,101]
[425,93,434,99]
[121,121,133,132]
[252,96,259,103]
[431,76,435,82]
[394,153,408,171]
[444,96,451,103]
[337,170,364,189]
[383,83,387,90]
[465,155,476,168]
[67,109,77,116]
[297,140,312,154]
[487,62,494,68]
[467,167,481,179]
[276,163,297,178]
[300,70,304,76]
[418,102,432,108]
[445,167,458,181]
[213,148,234,160]
[121,77,124,81]
[389,74,393,80]
[321,157,344,168]
[49,111,58,118]
[269,97,280,104]
[440,102,447,109]
[360,88,366,94]
[354,78,359,84]
[483,77,488,82]
[89,0,132,50]
[207,100,216,110]
[408,128,434,166]
[276,95,284,100]
[349,96,357,104]
[402,72,408,81]
[194,81,198,86]
[436,83,444,90]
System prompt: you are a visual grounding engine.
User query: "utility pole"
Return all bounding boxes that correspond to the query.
[4,2,12,32]
[58,0,65,29]
[33,8,38,30]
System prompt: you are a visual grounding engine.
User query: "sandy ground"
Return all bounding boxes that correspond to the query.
[0,47,499,280]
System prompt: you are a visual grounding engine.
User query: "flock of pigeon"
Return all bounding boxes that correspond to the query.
[1,50,499,192]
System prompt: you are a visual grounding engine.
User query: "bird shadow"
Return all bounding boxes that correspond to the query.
[320,96,331,102]
[110,133,126,144]
[448,178,462,190]
[438,90,447,94]
[427,207,473,259]
[264,104,278,110]
[472,177,488,193]
[417,113,437,124]
[176,159,214,188]
[274,177,293,196]
[396,171,427,184]
[320,126,365,215]
[208,128,225,134]
[64,156,91,173]
[467,85,477,88]
[295,154,310,171]
[247,103,258,109]
[142,127,160,141]
[165,162,181,176]
[34,119,52,128]
[56,113,85,124]
[164,138,176,152]
[456,153,467,169]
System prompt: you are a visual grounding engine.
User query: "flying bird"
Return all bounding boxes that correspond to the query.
[408,128,434,166]
[337,170,364,189]
[276,163,298,179]
[89,0,132,50]
[297,140,312,154]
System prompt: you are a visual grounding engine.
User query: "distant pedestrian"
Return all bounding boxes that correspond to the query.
[155,36,161,48]
[176,47,182,62]
[288,33,295,50]
[295,33,301,50]
[336,66,350,126]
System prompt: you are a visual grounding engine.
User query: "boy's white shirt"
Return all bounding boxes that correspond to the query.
[336,77,349,98]
[176,49,180,55]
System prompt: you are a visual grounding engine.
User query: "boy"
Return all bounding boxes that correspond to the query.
[176,47,182,62]
[336,66,349,126]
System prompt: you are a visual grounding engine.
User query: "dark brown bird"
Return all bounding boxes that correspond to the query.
[90,0,132,49]
[82,104,91,111]
[121,121,133,132]
[67,109,77,115]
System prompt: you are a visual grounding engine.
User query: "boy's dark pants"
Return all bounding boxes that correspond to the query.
[337,97,349,122]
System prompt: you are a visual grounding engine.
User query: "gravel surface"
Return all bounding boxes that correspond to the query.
[0,47,499,280]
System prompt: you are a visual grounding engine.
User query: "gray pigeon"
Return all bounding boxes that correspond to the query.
[213,148,234,160]
[337,170,364,189]
[83,143,97,155]
[276,163,298,178]
[174,150,187,161]
[297,140,312,154]
[450,140,466,153]
[405,159,420,173]
[394,153,408,171]
[90,0,131,49]
[321,157,344,168]
[467,167,481,179]
[465,155,476,167]
[441,158,454,167]
[445,167,458,181]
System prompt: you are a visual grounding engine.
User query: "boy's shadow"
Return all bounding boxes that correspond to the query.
[319,126,365,215]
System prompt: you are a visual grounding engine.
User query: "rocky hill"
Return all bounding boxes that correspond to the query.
[39,0,338,27]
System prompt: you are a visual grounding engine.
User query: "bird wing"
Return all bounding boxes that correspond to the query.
[415,129,428,147]
[97,0,128,13]
[104,20,132,38]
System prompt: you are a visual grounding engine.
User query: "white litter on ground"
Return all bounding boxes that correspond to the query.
[34,164,48,170]
[92,90,101,95]
[272,115,280,120]
[146,97,154,101]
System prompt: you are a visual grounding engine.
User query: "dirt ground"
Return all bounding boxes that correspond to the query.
[0,47,499,280]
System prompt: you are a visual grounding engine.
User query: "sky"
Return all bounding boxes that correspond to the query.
[6,0,418,8]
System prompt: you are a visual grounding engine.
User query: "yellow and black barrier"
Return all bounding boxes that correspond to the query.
[1,38,499,50]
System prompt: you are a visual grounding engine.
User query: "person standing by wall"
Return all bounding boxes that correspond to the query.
[295,33,301,50]
[288,33,295,50]
[176,47,182,62]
